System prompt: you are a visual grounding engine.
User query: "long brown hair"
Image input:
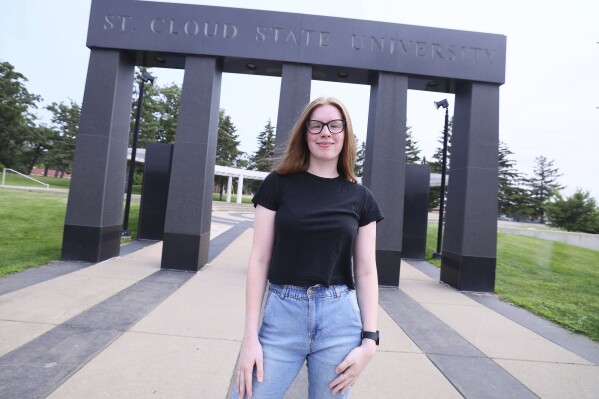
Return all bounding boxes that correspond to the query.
[274,97,358,183]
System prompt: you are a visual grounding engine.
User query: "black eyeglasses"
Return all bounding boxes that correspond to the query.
[305,119,346,134]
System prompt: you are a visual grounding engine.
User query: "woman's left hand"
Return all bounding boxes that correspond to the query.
[329,341,376,395]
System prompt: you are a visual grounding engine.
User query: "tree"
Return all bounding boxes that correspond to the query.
[217,109,242,167]
[526,156,564,222]
[354,139,365,178]
[215,109,243,199]
[405,126,422,164]
[251,119,276,172]
[129,67,159,147]
[246,119,275,192]
[428,119,453,173]
[545,190,599,233]
[45,100,81,176]
[153,83,181,144]
[23,125,56,175]
[497,141,527,216]
[0,61,42,171]
[246,119,276,193]
[427,119,452,210]
[136,82,181,146]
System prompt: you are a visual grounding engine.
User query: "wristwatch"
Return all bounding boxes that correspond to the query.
[361,330,379,345]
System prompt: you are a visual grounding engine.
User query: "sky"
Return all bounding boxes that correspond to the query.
[2,0,598,201]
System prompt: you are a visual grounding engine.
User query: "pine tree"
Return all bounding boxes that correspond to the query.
[429,119,452,173]
[526,156,564,223]
[215,109,243,199]
[497,141,526,216]
[405,126,422,164]
[251,119,276,172]
[216,109,242,167]
[246,120,276,193]
[427,119,452,210]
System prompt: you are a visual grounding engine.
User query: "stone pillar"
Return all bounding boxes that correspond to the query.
[226,176,232,203]
[137,143,174,241]
[402,164,431,260]
[161,56,222,271]
[440,82,500,292]
[362,72,408,287]
[62,49,134,262]
[236,175,244,204]
[274,63,312,159]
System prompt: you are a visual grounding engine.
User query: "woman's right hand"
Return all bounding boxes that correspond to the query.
[237,335,264,399]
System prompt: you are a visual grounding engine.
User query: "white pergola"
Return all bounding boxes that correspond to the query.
[128,148,443,204]
[213,164,268,203]
[128,148,268,203]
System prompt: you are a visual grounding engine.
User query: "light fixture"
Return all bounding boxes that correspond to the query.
[432,98,450,259]
[141,70,157,84]
[434,99,449,109]
[123,70,156,236]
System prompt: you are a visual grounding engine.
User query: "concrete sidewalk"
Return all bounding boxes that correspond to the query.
[0,207,598,398]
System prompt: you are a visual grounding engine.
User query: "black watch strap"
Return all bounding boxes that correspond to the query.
[361,330,379,345]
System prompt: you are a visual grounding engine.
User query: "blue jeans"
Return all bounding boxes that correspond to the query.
[234,284,363,399]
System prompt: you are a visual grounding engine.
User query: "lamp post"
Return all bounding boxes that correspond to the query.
[432,99,449,259]
[122,71,156,236]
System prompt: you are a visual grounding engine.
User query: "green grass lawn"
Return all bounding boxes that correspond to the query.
[2,173,143,194]
[2,173,255,201]
[2,172,72,189]
[0,189,139,277]
[212,192,253,204]
[425,224,599,341]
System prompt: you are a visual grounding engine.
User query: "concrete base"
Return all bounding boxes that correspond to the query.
[62,224,121,263]
[160,232,211,271]
[440,250,496,292]
[376,249,402,287]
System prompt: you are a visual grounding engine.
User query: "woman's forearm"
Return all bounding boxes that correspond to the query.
[355,268,378,333]
[353,221,379,336]
[243,258,269,339]
[243,205,276,339]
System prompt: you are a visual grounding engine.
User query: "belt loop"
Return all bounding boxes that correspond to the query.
[334,285,340,298]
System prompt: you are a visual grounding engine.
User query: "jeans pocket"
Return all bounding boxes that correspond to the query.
[347,290,362,325]
[262,289,275,316]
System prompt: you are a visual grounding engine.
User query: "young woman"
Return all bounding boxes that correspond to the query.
[235,97,383,399]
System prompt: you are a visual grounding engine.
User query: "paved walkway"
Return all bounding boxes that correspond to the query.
[0,205,598,398]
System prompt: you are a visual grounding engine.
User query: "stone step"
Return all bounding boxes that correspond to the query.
[212,201,255,212]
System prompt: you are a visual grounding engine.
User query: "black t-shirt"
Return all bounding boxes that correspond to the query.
[252,171,384,289]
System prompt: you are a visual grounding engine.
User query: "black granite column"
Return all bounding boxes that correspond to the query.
[402,164,431,260]
[274,63,312,159]
[62,49,134,263]
[440,82,500,292]
[363,72,408,287]
[161,56,222,271]
[137,143,174,241]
